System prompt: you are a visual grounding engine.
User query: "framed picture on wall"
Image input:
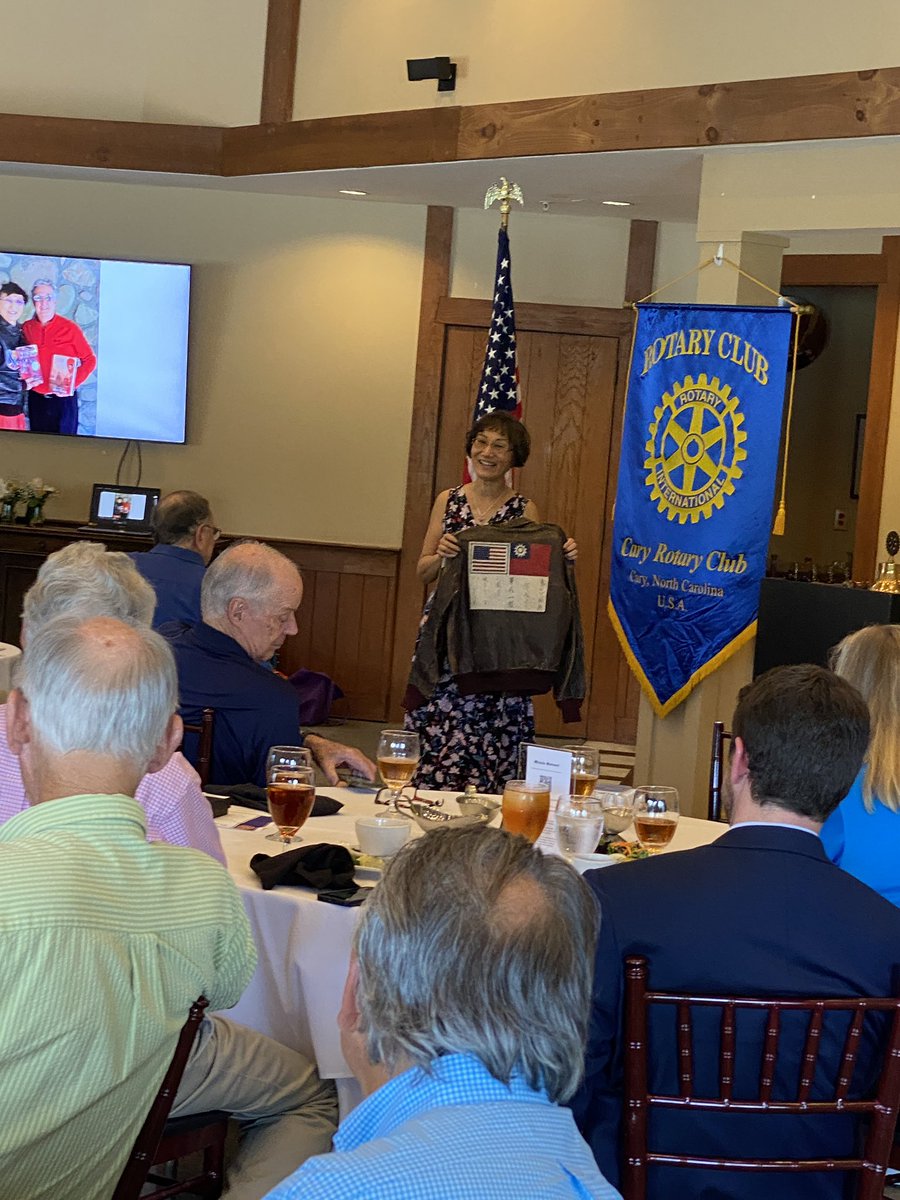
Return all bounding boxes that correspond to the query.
[851,413,866,500]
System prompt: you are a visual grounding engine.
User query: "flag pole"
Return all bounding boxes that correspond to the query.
[484,176,524,230]
[464,179,525,483]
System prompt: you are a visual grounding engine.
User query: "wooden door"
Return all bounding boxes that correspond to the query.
[431,304,639,741]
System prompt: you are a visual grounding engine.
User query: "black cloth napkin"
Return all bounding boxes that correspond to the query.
[251,843,355,891]
[204,782,343,818]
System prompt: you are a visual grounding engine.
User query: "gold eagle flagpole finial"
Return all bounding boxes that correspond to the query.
[484,177,524,229]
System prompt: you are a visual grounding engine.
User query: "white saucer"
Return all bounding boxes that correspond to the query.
[571,851,626,874]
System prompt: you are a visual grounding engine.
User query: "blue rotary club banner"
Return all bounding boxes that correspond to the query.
[609,303,794,716]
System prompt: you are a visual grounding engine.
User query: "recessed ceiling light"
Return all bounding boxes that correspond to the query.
[339,189,368,197]
[601,199,631,207]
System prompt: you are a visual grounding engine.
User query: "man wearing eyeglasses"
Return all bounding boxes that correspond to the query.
[131,490,220,630]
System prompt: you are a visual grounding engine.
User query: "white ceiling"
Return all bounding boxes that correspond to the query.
[0,146,707,222]
[1,135,899,230]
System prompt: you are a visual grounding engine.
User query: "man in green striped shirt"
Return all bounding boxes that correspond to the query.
[0,614,337,1199]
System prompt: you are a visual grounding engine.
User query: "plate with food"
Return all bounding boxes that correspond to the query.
[350,849,385,880]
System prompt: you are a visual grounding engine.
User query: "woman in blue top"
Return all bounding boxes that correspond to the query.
[820,623,900,906]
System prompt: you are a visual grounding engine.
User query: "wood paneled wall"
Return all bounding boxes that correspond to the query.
[270,539,398,720]
[0,522,400,721]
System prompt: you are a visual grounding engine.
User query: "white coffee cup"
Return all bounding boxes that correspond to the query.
[355,816,411,859]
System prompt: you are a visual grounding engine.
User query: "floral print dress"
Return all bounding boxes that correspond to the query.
[404,486,535,793]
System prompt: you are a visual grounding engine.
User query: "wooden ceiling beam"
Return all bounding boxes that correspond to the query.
[260,0,302,125]
[221,106,461,175]
[0,112,222,175]
[1,66,900,178]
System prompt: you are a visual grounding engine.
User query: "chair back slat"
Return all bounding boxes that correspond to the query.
[621,956,900,1198]
[859,1005,900,1200]
[677,1002,693,1098]
[180,708,215,789]
[719,1001,736,1101]
[707,722,732,822]
[112,997,209,1200]
[797,1003,825,1102]
[835,1003,866,1100]
[759,1008,780,1101]
[623,957,650,1200]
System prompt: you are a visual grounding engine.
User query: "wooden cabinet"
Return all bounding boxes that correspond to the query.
[0,521,156,645]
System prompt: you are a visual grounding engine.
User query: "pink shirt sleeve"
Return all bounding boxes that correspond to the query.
[135,752,227,866]
[0,706,225,865]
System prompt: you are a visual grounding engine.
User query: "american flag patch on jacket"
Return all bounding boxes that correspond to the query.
[470,543,511,573]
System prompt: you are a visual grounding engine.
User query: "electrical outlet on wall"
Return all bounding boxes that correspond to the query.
[834,509,847,531]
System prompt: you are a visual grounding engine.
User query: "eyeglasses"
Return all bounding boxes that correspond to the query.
[200,523,221,542]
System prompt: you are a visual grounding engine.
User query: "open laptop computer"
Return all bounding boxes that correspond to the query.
[78,483,160,538]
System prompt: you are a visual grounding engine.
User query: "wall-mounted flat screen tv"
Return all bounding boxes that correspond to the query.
[0,251,190,443]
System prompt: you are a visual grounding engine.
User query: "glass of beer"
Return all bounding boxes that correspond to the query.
[633,786,680,853]
[266,754,316,847]
[376,730,420,811]
[565,746,601,797]
[502,780,551,844]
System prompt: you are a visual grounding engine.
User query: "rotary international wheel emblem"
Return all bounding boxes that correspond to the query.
[643,374,747,524]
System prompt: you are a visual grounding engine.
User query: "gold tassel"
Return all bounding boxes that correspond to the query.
[772,500,786,536]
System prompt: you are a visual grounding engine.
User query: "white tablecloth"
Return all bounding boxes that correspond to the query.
[0,642,21,693]
[216,788,724,1097]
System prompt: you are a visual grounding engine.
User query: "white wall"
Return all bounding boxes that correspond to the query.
[294,0,900,120]
[0,176,425,547]
[451,209,629,307]
[1,0,267,125]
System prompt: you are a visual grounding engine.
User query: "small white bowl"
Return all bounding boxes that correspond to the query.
[355,816,411,859]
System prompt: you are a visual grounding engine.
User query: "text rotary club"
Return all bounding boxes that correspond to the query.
[621,536,747,581]
[641,326,771,386]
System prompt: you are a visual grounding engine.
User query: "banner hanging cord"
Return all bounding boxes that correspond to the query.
[632,253,799,310]
[772,309,802,537]
[630,249,801,537]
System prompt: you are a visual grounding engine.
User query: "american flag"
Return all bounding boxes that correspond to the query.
[464,226,521,481]
[470,543,511,573]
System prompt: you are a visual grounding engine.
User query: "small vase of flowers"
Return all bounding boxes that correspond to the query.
[0,478,21,523]
[21,478,57,526]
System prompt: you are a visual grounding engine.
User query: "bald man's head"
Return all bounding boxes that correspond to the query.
[200,541,302,662]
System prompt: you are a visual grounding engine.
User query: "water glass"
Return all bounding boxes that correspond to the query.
[556,795,605,859]
[593,784,636,836]
[267,745,313,777]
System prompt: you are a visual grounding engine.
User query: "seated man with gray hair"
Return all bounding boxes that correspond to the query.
[0,541,225,863]
[170,540,375,787]
[264,825,620,1200]
[131,489,220,629]
[1,614,337,1199]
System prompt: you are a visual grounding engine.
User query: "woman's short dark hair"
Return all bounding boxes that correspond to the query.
[0,281,27,301]
[465,412,530,468]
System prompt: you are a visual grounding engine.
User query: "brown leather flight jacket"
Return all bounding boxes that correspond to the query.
[404,519,586,722]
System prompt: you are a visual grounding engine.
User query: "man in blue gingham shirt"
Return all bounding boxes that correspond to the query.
[264,826,620,1200]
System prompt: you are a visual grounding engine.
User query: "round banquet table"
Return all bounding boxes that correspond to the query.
[0,642,21,694]
[215,787,725,1113]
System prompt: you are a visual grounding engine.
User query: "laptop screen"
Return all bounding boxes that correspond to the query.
[89,484,160,533]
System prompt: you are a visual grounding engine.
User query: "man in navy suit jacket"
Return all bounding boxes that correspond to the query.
[570,664,900,1199]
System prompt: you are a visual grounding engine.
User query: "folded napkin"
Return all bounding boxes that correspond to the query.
[251,843,355,891]
[205,782,343,818]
